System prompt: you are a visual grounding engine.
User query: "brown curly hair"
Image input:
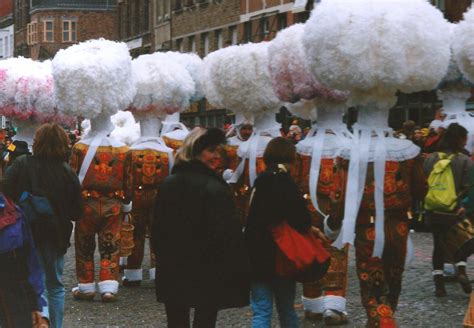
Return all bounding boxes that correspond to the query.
[33,123,70,162]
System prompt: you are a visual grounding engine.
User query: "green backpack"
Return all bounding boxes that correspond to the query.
[424,152,457,212]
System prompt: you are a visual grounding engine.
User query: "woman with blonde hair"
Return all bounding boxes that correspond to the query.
[152,127,250,328]
[1,123,83,328]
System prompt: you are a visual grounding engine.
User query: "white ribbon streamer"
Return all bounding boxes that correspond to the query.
[372,130,387,258]
[78,132,108,185]
[248,134,260,187]
[309,129,327,218]
[405,231,414,268]
[333,129,371,249]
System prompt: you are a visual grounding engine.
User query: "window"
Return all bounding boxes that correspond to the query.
[44,20,54,42]
[156,0,163,23]
[174,0,182,10]
[143,0,150,32]
[62,20,77,43]
[176,38,183,52]
[4,37,8,58]
[244,21,252,42]
[215,29,223,49]
[433,0,445,11]
[202,33,209,56]
[261,17,269,37]
[164,0,170,19]
[229,26,238,45]
[278,13,287,30]
[189,36,196,53]
[27,22,38,45]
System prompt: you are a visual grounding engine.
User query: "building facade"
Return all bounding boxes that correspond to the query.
[118,0,152,57]
[152,0,171,51]
[0,0,14,60]
[14,0,118,60]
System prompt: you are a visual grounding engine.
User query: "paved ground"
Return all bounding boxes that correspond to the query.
[63,232,472,327]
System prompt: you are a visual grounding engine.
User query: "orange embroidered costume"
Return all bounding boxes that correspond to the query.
[122,141,173,285]
[70,138,130,300]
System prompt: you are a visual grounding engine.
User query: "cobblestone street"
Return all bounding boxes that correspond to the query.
[63,232,472,327]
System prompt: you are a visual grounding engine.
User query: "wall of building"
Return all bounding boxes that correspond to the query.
[27,9,118,60]
[171,0,240,56]
[443,0,472,22]
[0,25,14,59]
[0,0,13,18]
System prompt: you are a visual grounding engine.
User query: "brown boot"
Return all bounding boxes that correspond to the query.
[433,273,447,297]
[456,264,472,294]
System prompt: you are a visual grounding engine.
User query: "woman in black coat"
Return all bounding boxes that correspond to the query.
[152,128,250,328]
[245,137,312,328]
[0,123,83,328]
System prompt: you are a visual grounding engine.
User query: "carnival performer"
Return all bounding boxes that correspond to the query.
[268,23,352,325]
[303,1,450,326]
[225,113,254,174]
[52,39,136,302]
[203,43,282,225]
[160,52,204,153]
[122,52,196,286]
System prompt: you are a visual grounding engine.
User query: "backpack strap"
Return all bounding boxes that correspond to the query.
[438,152,456,161]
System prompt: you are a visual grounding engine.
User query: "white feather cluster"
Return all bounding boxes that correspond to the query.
[52,39,135,119]
[0,57,56,122]
[269,24,348,104]
[303,0,451,104]
[168,52,205,101]
[129,52,195,119]
[285,99,318,122]
[203,43,281,121]
[453,8,474,84]
[110,111,140,146]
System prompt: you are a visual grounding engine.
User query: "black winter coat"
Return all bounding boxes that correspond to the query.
[152,160,250,309]
[0,155,83,254]
[245,166,311,282]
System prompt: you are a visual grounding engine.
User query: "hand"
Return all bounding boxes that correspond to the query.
[311,226,329,243]
[457,207,466,216]
[32,312,48,328]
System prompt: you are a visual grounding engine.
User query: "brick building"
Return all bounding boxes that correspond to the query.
[169,0,313,127]
[117,0,152,57]
[14,0,118,60]
[153,0,171,51]
[0,0,14,60]
[434,0,473,22]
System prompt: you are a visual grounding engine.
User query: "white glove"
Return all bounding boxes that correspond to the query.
[121,201,132,213]
[222,169,234,183]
